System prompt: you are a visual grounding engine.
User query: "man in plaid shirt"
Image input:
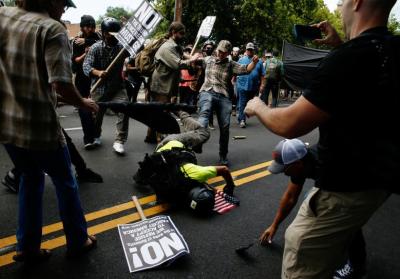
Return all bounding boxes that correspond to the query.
[197,40,259,165]
[0,0,98,262]
[83,17,130,155]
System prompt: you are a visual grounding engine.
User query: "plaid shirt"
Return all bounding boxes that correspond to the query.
[200,56,248,97]
[83,41,125,98]
[0,7,71,150]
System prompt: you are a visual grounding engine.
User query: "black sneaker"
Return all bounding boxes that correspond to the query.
[2,171,19,193]
[76,169,103,184]
[219,156,229,166]
[333,261,366,279]
[84,142,96,150]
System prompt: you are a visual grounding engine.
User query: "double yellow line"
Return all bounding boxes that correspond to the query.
[0,161,272,267]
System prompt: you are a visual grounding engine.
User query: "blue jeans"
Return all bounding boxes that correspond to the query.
[4,144,88,252]
[198,91,232,157]
[236,88,257,123]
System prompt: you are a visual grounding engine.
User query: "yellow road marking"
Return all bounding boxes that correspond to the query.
[0,161,271,250]
[0,162,272,267]
[0,204,169,267]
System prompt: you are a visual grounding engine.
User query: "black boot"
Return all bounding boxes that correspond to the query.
[76,168,103,183]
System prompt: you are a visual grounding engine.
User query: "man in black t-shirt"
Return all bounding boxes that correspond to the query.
[245,0,399,277]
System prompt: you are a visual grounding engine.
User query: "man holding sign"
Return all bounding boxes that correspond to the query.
[83,17,130,155]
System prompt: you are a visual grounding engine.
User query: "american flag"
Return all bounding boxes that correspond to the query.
[213,190,240,214]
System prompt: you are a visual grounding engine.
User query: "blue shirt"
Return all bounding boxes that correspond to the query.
[236,55,265,91]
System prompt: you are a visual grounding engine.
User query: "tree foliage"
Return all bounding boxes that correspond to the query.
[98,1,400,52]
[97,6,133,24]
[4,0,16,6]
[388,14,400,35]
[147,0,344,54]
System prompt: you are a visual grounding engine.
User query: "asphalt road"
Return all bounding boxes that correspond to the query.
[1,102,399,279]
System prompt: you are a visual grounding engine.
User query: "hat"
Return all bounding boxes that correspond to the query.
[232,47,240,52]
[265,52,272,57]
[80,15,95,27]
[66,0,76,8]
[267,139,308,174]
[217,40,232,53]
[246,42,255,50]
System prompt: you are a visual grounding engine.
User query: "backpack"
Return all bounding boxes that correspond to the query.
[133,147,206,205]
[134,37,167,77]
[266,58,282,81]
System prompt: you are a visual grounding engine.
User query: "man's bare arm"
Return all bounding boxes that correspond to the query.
[53,82,98,113]
[245,96,329,138]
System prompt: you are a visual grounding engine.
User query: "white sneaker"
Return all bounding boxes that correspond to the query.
[93,138,101,146]
[240,120,246,128]
[113,142,125,155]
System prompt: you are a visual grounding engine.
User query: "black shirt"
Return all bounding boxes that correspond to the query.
[303,27,400,192]
[72,32,101,95]
[290,146,318,186]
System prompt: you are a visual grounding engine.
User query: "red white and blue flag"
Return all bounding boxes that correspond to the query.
[213,190,240,215]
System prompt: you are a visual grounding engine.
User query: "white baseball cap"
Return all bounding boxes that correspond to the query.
[268,139,308,174]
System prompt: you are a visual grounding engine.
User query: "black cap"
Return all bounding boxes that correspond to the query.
[80,15,96,28]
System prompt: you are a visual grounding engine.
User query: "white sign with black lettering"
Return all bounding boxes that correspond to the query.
[115,0,162,56]
[197,16,216,38]
[118,215,190,273]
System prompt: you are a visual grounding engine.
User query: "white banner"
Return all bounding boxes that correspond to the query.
[115,0,163,56]
[197,16,216,38]
[118,215,190,273]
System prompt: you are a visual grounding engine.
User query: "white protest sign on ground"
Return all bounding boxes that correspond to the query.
[115,0,163,57]
[118,215,190,273]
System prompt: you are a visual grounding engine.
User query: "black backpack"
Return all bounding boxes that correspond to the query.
[134,147,207,205]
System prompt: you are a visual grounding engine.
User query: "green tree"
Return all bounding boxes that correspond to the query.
[388,14,400,35]
[144,0,345,53]
[97,6,133,24]
[4,0,16,6]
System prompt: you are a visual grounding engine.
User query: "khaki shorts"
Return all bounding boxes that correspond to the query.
[282,187,390,279]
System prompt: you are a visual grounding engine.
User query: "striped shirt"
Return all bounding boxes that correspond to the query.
[199,56,248,97]
[0,7,70,150]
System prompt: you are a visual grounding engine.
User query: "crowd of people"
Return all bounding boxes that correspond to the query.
[1,0,399,278]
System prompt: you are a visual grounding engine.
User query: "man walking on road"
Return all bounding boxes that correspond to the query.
[260,49,283,108]
[0,0,98,262]
[83,17,129,155]
[72,15,101,149]
[245,0,399,277]
[236,42,265,128]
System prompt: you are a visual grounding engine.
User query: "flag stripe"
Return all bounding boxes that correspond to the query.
[213,190,238,214]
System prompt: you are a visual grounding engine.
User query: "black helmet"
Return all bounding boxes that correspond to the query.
[101,17,121,33]
[202,40,215,50]
[187,186,215,215]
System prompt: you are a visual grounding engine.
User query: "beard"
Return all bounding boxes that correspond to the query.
[175,37,185,45]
